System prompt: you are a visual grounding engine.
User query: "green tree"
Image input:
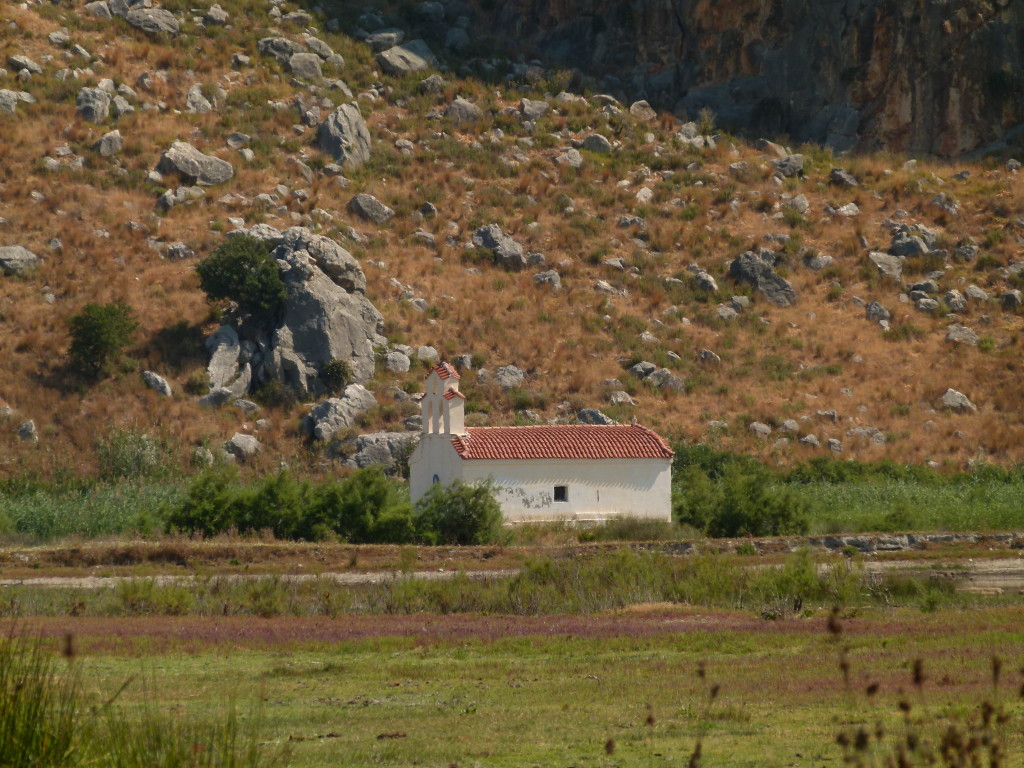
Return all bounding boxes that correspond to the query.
[414,479,504,545]
[195,235,286,315]
[67,301,138,378]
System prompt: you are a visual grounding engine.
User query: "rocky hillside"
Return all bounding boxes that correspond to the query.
[1,0,1023,479]
[475,0,1024,157]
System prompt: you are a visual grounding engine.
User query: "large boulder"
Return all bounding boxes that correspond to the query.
[472,224,527,270]
[76,87,111,123]
[205,325,242,390]
[264,230,384,392]
[868,251,903,281]
[375,40,437,75]
[0,246,42,276]
[303,385,377,441]
[316,103,371,168]
[288,53,323,79]
[258,37,304,63]
[156,141,234,185]
[124,8,180,35]
[444,97,481,123]
[728,249,797,307]
[348,193,395,224]
[337,431,418,472]
[940,388,976,413]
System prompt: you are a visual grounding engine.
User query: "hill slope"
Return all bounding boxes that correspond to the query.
[1,0,1023,479]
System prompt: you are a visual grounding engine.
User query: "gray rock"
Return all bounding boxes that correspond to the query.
[279,228,366,293]
[340,431,418,471]
[629,361,656,379]
[289,53,323,80]
[945,290,967,313]
[316,104,372,169]
[416,345,439,363]
[728,250,797,307]
[0,246,41,276]
[419,73,445,94]
[915,297,940,313]
[847,426,886,444]
[555,148,584,169]
[156,141,233,185]
[472,224,527,270]
[802,253,833,271]
[494,365,525,390]
[868,251,903,280]
[693,270,718,292]
[111,95,134,118]
[748,422,771,437]
[185,84,213,113]
[225,433,259,459]
[7,56,42,75]
[772,154,804,177]
[534,270,561,289]
[965,285,989,303]
[578,408,617,425]
[946,324,978,346]
[304,385,377,440]
[366,29,405,52]
[829,168,858,188]
[94,130,123,157]
[124,8,180,35]
[205,325,241,389]
[865,301,890,325]
[197,387,233,408]
[629,100,657,121]
[376,40,437,76]
[85,1,111,17]
[940,388,976,413]
[800,433,820,447]
[521,98,550,121]
[444,97,481,123]
[609,391,635,405]
[303,36,335,60]
[17,420,38,443]
[827,438,843,453]
[715,305,739,321]
[165,242,193,260]
[142,370,172,397]
[889,233,928,257]
[453,354,473,371]
[76,88,111,123]
[204,4,228,24]
[265,228,382,390]
[785,194,810,214]
[698,349,721,365]
[1001,290,1023,310]
[383,351,410,373]
[0,90,19,115]
[258,37,304,64]
[348,193,394,224]
[581,133,612,153]
[192,446,215,466]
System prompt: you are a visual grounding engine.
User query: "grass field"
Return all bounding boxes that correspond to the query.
[19,605,1024,768]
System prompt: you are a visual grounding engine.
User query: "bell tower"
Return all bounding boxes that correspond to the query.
[421,362,466,436]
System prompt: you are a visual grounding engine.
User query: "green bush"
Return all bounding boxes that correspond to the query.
[163,467,415,543]
[195,235,286,315]
[414,479,504,545]
[319,359,353,394]
[672,462,810,538]
[67,301,138,379]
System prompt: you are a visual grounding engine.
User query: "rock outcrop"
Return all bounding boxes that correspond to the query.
[472,0,1024,155]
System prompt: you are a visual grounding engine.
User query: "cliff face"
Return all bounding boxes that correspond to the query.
[476,0,1024,156]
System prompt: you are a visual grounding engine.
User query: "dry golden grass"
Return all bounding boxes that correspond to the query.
[2,0,1024,478]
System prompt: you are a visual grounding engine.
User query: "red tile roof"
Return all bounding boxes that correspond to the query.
[429,362,460,380]
[450,425,674,461]
[443,389,466,400]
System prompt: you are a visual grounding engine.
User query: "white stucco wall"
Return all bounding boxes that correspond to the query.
[461,457,672,522]
[409,435,464,504]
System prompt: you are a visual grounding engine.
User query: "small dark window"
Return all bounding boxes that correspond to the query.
[553,485,568,502]
[432,474,440,485]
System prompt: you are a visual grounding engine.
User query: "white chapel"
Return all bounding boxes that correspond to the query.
[408,363,674,522]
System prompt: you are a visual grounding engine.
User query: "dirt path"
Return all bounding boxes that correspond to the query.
[4,558,1024,593]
